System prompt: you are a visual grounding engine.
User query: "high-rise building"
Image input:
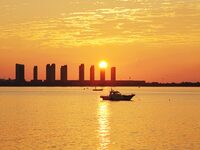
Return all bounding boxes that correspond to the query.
[46,64,50,81]
[79,64,84,81]
[46,64,56,82]
[60,65,67,82]
[90,65,95,82]
[51,64,56,81]
[15,64,25,82]
[111,67,116,81]
[33,66,38,81]
[100,68,105,81]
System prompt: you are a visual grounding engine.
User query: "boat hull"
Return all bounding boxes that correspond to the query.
[93,89,103,91]
[100,94,135,101]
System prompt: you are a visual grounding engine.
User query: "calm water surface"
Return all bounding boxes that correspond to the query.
[0,87,200,150]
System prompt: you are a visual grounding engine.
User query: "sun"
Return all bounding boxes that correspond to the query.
[99,61,108,69]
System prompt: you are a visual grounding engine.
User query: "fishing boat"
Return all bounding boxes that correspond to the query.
[93,87,103,91]
[100,89,135,101]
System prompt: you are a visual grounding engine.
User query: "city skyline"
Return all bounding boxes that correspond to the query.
[13,63,118,82]
[0,60,200,82]
[1,63,200,87]
[0,0,200,82]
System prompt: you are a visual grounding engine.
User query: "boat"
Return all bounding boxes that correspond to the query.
[100,89,135,101]
[93,87,103,91]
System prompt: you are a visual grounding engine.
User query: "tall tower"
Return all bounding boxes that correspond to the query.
[33,66,38,81]
[51,64,56,82]
[100,68,105,81]
[15,64,25,82]
[111,67,116,81]
[46,64,51,82]
[79,64,85,82]
[90,65,95,82]
[46,64,56,82]
[60,65,68,82]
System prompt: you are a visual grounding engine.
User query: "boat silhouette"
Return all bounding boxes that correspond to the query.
[93,87,103,91]
[100,89,135,101]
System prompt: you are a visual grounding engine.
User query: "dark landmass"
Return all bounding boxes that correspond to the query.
[0,79,199,87]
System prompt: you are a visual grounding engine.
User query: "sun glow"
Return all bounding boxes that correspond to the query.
[99,61,108,69]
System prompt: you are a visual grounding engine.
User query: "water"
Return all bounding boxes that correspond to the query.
[0,87,200,150]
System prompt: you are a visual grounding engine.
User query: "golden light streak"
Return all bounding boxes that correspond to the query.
[97,101,110,150]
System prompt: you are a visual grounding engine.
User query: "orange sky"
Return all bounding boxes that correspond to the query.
[0,0,200,82]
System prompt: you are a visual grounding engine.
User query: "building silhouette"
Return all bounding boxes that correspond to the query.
[111,67,116,81]
[15,64,25,82]
[79,64,84,82]
[33,66,38,81]
[100,68,105,81]
[60,65,68,82]
[90,65,95,82]
[46,64,56,82]
[0,63,151,87]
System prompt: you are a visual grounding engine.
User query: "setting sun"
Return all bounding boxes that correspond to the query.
[99,61,108,69]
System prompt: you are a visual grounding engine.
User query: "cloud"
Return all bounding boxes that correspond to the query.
[0,0,200,48]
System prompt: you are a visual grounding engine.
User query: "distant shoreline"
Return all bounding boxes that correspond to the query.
[0,86,200,87]
[0,84,200,87]
[0,79,200,87]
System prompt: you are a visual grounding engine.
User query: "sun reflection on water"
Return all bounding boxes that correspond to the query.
[97,101,110,150]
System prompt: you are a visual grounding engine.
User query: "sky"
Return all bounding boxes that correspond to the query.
[0,0,200,82]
